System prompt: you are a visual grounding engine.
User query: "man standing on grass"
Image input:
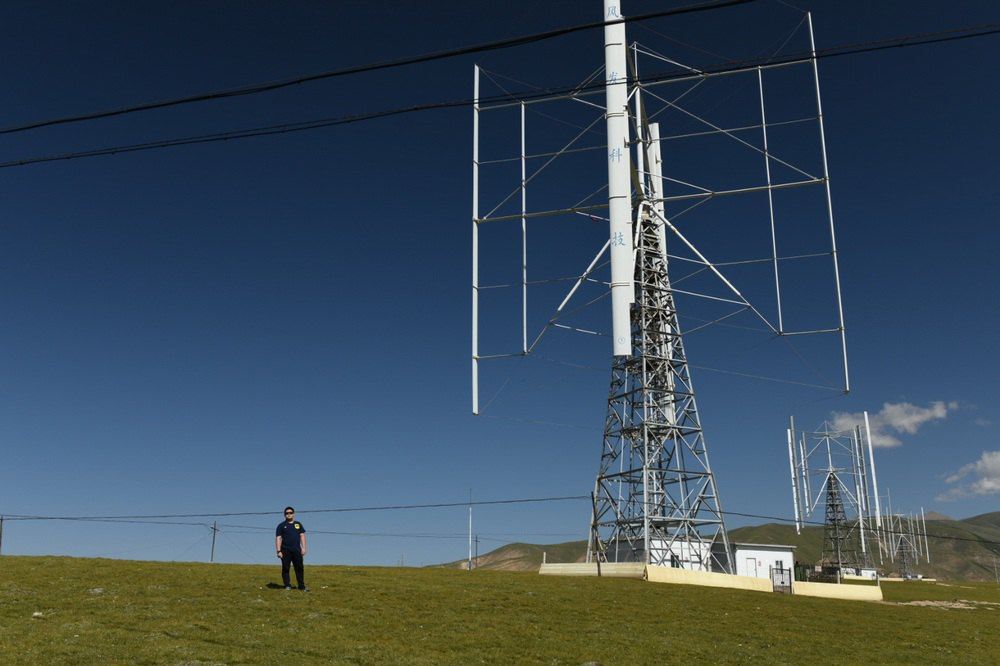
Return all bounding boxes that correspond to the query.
[276,506,308,591]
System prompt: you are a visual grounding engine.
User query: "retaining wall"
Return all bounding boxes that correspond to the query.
[792,580,883,601]
[644,565,773,593]
[537,562,646,578]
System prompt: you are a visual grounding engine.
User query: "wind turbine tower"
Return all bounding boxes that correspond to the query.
[587,0,731,571]
[788,416,878,573]
[471,1,849,576]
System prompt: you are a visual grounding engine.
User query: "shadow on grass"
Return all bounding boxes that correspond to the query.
[265,583,287,589]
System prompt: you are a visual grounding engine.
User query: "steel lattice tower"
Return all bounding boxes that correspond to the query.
[898,538,916,577]
[586,199,733,572]
[820,471,863,570]
[888,513,920,577]
[820,473,848,569]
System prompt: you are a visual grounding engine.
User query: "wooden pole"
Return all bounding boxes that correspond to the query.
[467,490,472,572]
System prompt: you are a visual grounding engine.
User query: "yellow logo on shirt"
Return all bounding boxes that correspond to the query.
[294,523,301,529]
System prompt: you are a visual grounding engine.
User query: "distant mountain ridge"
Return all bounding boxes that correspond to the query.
[437,511,1000,581]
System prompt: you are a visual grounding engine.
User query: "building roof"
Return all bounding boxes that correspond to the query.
[731,542,797,551]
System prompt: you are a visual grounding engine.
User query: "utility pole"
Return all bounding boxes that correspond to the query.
[467,490,473,572]
[474,534,480,569]
[210,521,219,563]
[0,515,4,555]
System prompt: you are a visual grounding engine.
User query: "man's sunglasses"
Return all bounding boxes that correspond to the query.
[284,511,294,515]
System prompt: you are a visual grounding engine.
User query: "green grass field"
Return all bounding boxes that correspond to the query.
[2,556,998,664]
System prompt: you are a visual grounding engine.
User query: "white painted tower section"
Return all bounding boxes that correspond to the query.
[604,0,634,356]
[647,123,668,262]
[471,65,480,414]
[787,427,802,533]
[863,411,882,534]
[921,507,930,563]
[646,122,677,427]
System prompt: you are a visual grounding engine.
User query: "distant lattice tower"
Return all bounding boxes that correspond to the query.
[820,472,853,569]
[898,538,916,577]
[789,417,874,572]
[891,513,921,577]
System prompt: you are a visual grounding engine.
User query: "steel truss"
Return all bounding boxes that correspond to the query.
[587,194,733,571]
[820,469,858,569]
[471,9,850,416]
[581,1,733,571]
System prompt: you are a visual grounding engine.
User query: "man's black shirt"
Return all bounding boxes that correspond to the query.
[276,520,306,553]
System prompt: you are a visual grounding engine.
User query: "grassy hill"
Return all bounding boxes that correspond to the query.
[962,511,1000,530]
[2,555,999,663]
[729,522,823,564]
[440,541,586,571]
[450,512,1000,581]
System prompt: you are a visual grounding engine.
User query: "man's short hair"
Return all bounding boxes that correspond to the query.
[284,506,295,513]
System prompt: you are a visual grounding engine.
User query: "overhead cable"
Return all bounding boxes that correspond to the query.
[3,497,997,547]
[1,21,998,171]
[0,0,757,137]
[1,494,590,521]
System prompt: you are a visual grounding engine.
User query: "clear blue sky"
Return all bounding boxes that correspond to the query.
[0,0,996,566]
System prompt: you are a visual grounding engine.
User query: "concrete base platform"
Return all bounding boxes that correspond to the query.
[539,563,884,601]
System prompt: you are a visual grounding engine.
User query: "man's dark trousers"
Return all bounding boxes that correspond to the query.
[281,549,305,589]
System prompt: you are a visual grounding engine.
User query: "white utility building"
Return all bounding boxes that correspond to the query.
[730,543,796,578]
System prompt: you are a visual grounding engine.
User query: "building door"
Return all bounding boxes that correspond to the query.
[746,558,757,577]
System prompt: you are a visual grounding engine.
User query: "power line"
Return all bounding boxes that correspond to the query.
[0,0,756,138]
[2,20,997,171]
[221,524,471,540]
[220,523,586,540]
[41,517,210,527]
[2,494,590,521]
[4,496,997,548]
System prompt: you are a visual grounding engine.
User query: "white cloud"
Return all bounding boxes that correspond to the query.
[830,400,957,448]
[937,450,1000,501]
[974,417,992,427]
